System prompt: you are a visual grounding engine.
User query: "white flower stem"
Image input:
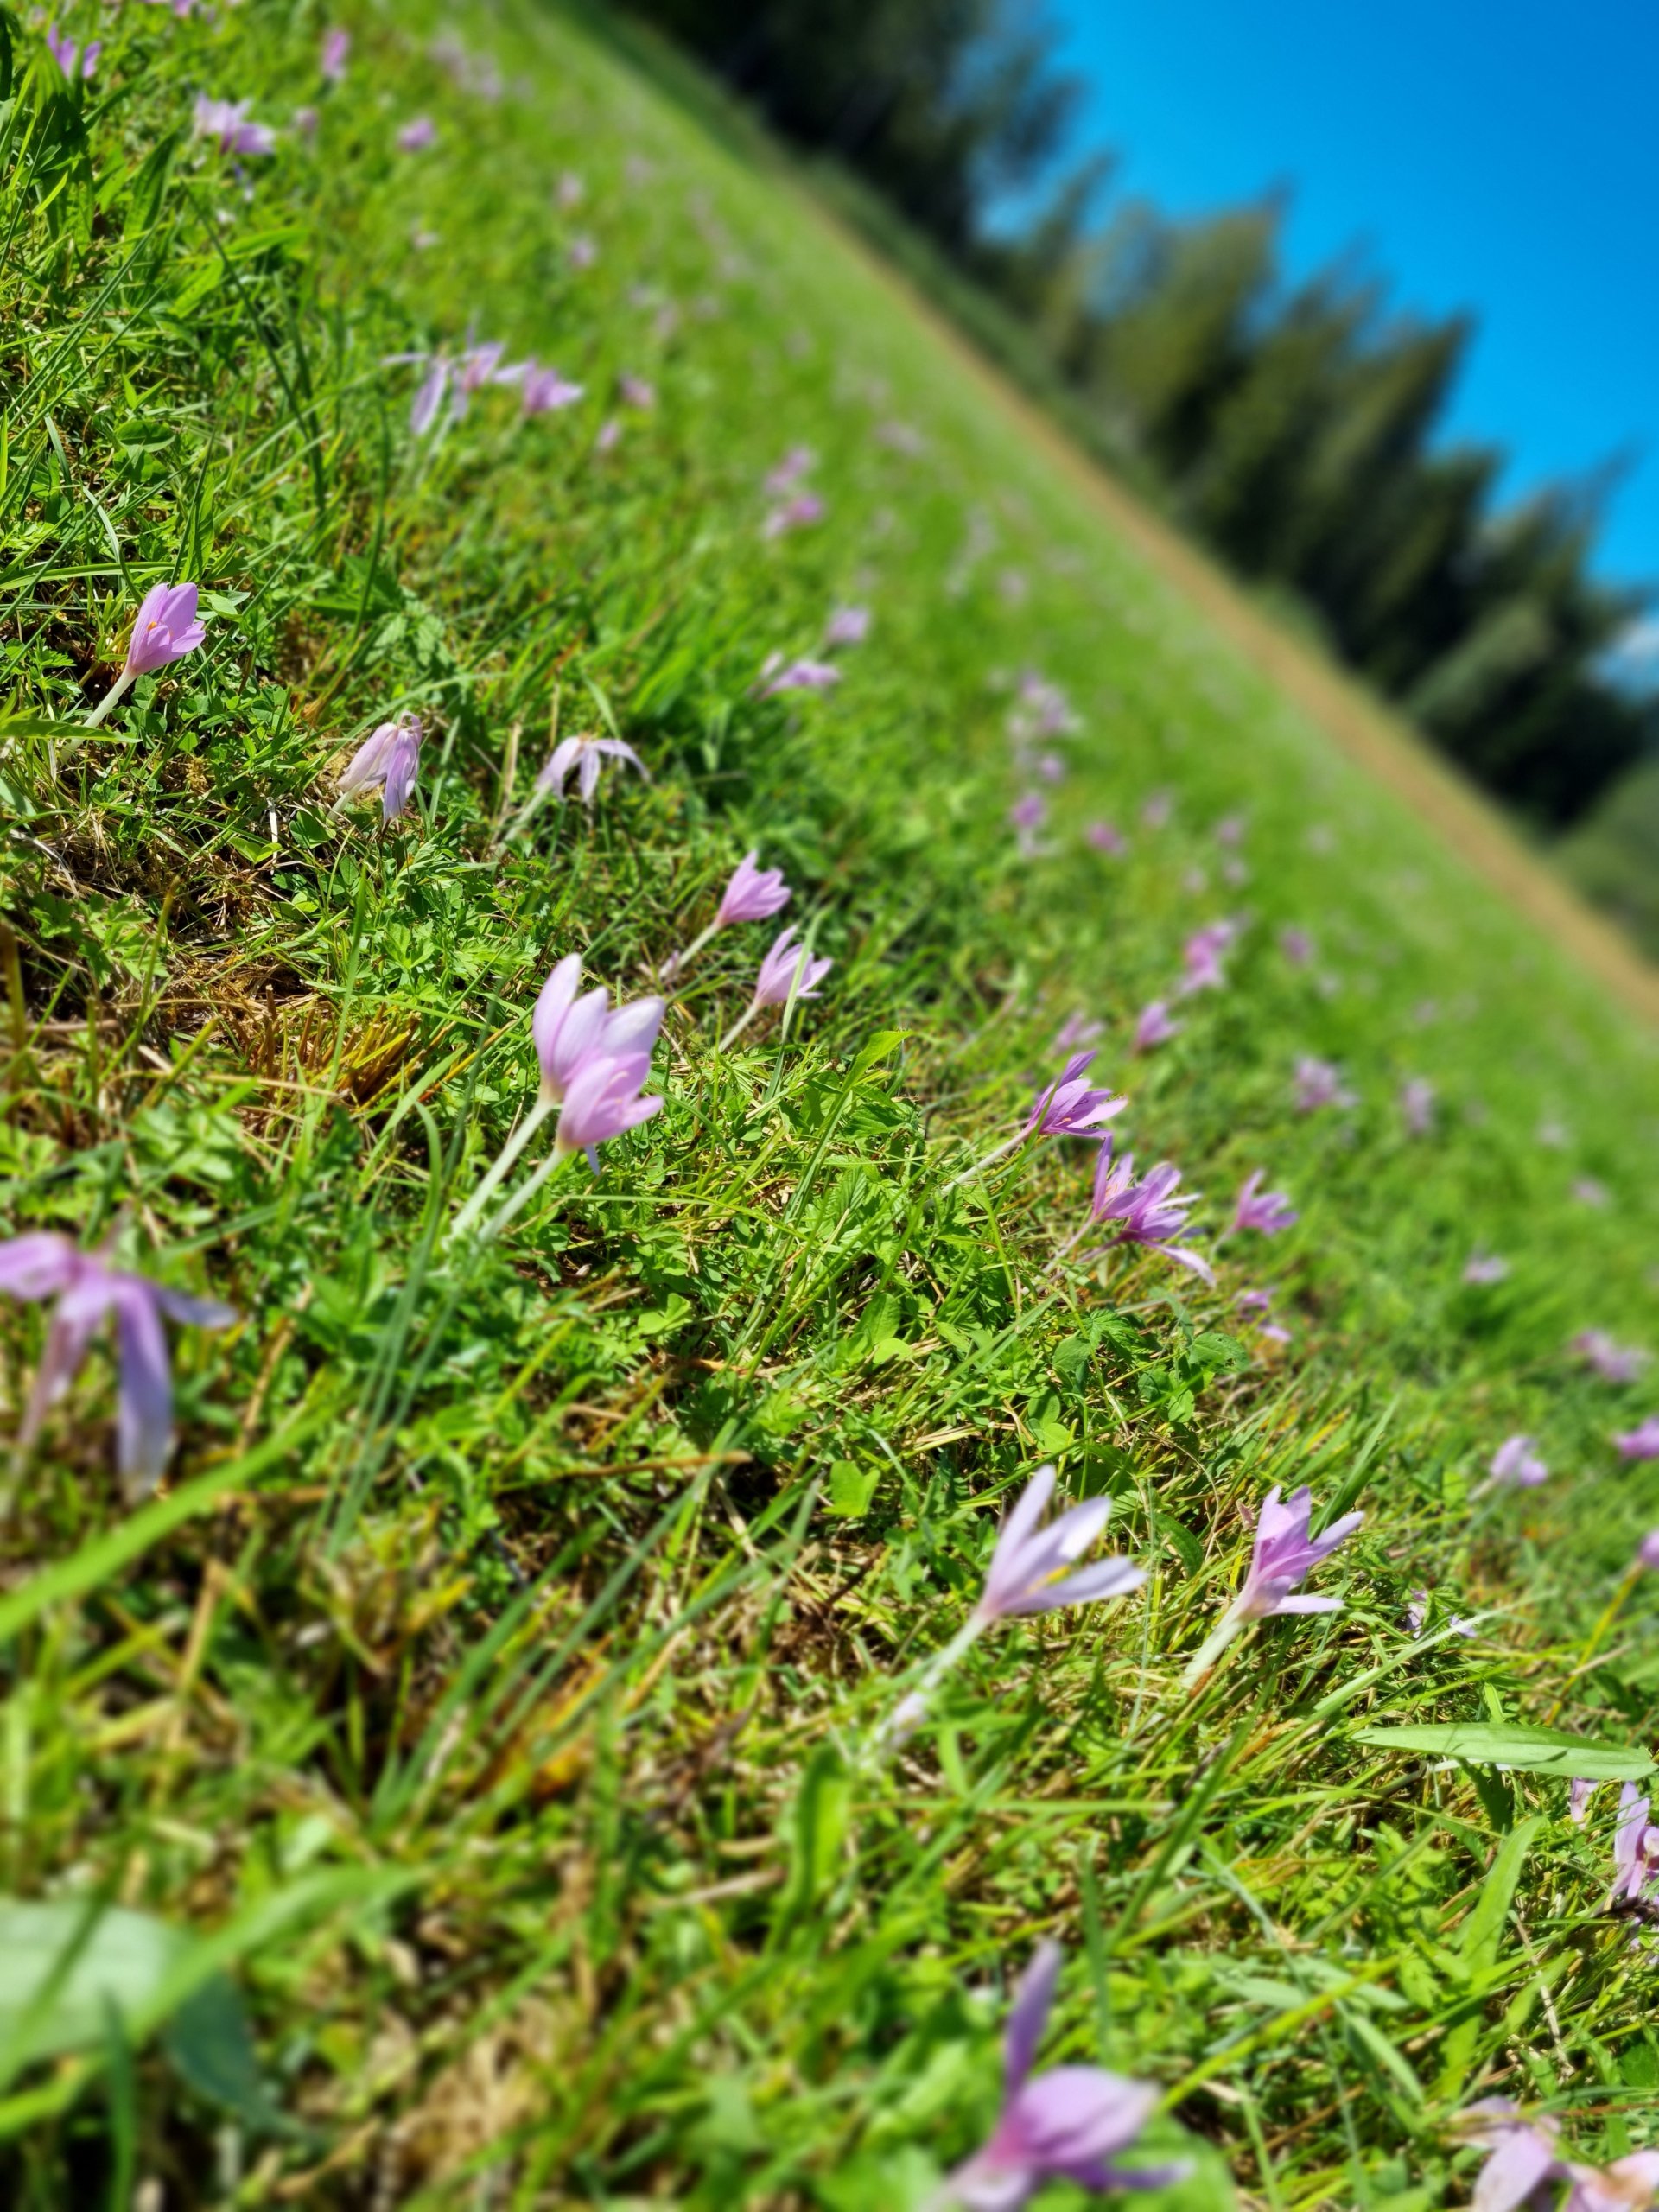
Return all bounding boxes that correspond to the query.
[1179,1603,1248,1691]
[83,669,134,730]
[479,1141,573,1244]
[864,1611,988,1767]
[717,1000,760,1053]
[661,919,720,982]
[448,1096,554,1242]
[943,1124,1032,1194]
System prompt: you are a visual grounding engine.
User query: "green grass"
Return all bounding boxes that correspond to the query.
[3,3,1659,2206]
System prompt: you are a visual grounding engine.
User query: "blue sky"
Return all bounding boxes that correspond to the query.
[1039,0,1658,609]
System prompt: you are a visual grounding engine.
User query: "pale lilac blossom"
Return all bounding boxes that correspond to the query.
[556,170,584,209]
[1086,1153,1212,1281]
[1280,926,1313,966]
[1463,1251,1510,1286]
[758,653,841,699]
[1230,1485,1363,1622]
[1613,1417,1659,1463]
[397,116,437,154]
[765,445,815,496]
[1400,1078,1435,1135]
[1132,1000,1181,1054]
[1085,821,1128,856]
[751,926,832,1008]
[1293,1057,1353,1112]
[336,713,423,820]
[1486,1434,1548,1490]
[568,235,598,270]
[1573,1177,1611,1208]
[0,1232,234,1502]
[975,1467,1145,1624]
[193,98,276,157]
[1637,1532,1659,1571]
[942,1940,1179,2212]
[1025,1052,1126,1141]
[762,492,824,539]
[1613,1783,1659,1904]
[46,24,99,79]
[1569,1777,1596,1823]
[1035,753,1066,784]
[321,28,350,81]
[1573,1331,1648,1385]
[1141,791,1173,829]
[823,605,870,649]
[1452,2101,1659,2212]
[1009,793,1047,855]
[537,731,648,806]
[520,364,584,416]
[1180,921,1236,995]
[124,582,206,677]
[1215,814,1244,847]
[594,416,620,453]
[716,852,791,927]
[1230,1172,1297,1237]
[1052,1014,1103,1053]
[618,373,655,410]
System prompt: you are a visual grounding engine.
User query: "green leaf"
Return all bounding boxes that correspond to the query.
[826,1460,880,1516]
[1351,1723,1653,1782]
[0,1900,189,2072]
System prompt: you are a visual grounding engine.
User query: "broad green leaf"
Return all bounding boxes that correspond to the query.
[1351,1723,1653,1782]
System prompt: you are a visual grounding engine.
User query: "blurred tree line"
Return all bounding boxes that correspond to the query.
[618,0,1657,836]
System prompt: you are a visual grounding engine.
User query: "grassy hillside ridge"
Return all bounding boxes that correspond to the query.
[2,2,1659,2206]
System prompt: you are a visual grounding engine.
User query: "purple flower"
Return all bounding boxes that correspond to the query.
[823,605,870,650]
[1637,1532,1659,1571]
[752,926,831,1007]
[1084,820,1127,856]
[123,583,206,677]
[975,1467,1144,1624]
[944,1941,1177,2211]
[1280,926,1313,967]
[1614,1783,1659,1904]
[1009,671,1078,741]
[1231,1485,1363,1621]
[1573,1176,1611,1209]
[1141,791,1173,829]
[1052,1014,1103,1053]
[536,732,648,807]
[1405,1590,1427,1637]
[1463,1251,1510,1286]
[46,24,99,79]
[757,654,841,699]
[1487,1433,1548,1489]
[0,1232,234,1503]
[321,27,350,81]
[715,851,791,927]
[1025,1052,1126,1141]
[1179,921,1235,995]
[618,373,656,410]
[594,416,620,453]
[762,493,824,539]
[295,106,321,141]
[1035,753,1067,785]
[1230,1172,1298,1237]
[1613,1416,1659,1462]
[520,363,584,416]
[1293,1057,1353,1113]
[530,957,664,1166]
[193,97,276,157]
[1009,794,1046,833]
[337,713,423,820]
[568,235,598,270]
[397,116,437,153]
[1400,1078,1435,1136]
[765,445,815,496]
[1573,1331,1648,1385]
[556,170,585,209]
[1132,1000,1181,1054]
[1454,2101,1659,2212]
[1087,1153,1212,1281]
[1569,1777,1596,1823]
[1215,814,1245,847]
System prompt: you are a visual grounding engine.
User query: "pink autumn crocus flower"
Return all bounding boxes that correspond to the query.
[568,235,599,270]
[0,1232,234,1503]
[1230,1485,1363,1623]
[762,493,824,539]
[532,955,664,1115]
[1294,1057,1353,1112]
[823,605,870,649]
[537,731,648,806]
[85,582,208,728]
[1231,1172,1298,1236]
[397,116,437,153]
[751,926,831,1007]
[1280,926,1313,966]
[1569,1777,1597,1822]
[1455,2100,1659,2212]
[193,98,276,157]
[717,852,791,927]
[321,28,350,81]
[520,364,584,416]
[1179,920,1236,995]
[757,654,841,699]
[1086,1153,1213,1281]
[1085,820,1127,856]
[336,713,423,820]
[1614,1416,1659,1463]
[765,445,815,495]
[1486,1434,1548,1490]
[1463,1251,1510,1286]
[46,24,99,79]
[1614,1783,1659,1905]
[618,374,656,410]
[1025,1052,1126,1141]
[943,1941,1178,2211]
[1573,1331,1648,1385]
[1132,1000,1181,1054]
[1400,1078,1435,1136]
[975,1466,1145,1624]
[1053,1014,1104,1053]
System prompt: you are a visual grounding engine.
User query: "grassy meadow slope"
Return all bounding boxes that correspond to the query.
[3,1,1659,2205]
